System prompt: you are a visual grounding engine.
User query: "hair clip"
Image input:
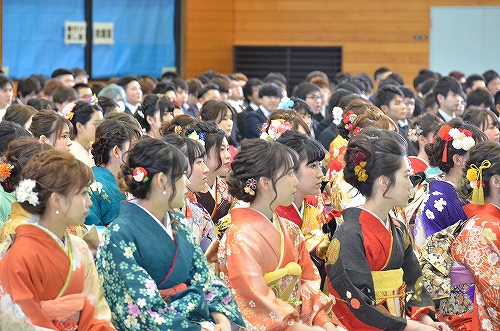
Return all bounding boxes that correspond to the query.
[439,125,475,162]
[351,151,368,182]
[88,94,99,106]
[0,163,14,179]
[244,178,258,195]
[61,102,76,121]
[277,97,295,110]
[15,179,40,206]
[132,166,149,183]
[260,119,292,141]
[343,110,357,131]
[187,131,205,146]
[467,160,491,205]
[174,125,182,135]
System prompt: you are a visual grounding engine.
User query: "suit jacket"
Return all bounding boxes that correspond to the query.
[245,107,268,139]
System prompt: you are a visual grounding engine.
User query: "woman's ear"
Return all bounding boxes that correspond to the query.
[258,176,271,192]
[39,135,48,144]
[490,174,500,190]
[112,145,121,159]
[452,154,465,167]
[376,175,389,191]
[146,115,154,125]
[75,122,84,133]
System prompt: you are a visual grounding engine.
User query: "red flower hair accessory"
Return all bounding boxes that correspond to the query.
[132,167,149,183]
[351,151,368,182]
[343,110,357,131]
[0,163,13,179]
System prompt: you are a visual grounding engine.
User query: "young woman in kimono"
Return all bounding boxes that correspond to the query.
[96,138,243,331]
[30,109,73,152]
[452,141,500,330]
[218,138,346,331]
[186,121,234,224]
[162,133,216,252]
[85,118,142,227]
[326,128,450,331]
[66,100,104,168]
[0,139,53,241]
[0,150,114,330]
[413,119,480,248]
[276,130,331,287]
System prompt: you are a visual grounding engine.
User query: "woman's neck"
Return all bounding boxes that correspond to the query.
[250,195,274,220]
[293,192,306,210]
[363,198,392,224]
[105,161,121,178]
[138,197,170,222]
[74,136,91,151]
[443,166,461,185]
[416,151,429,164]
[38,214,66,240]
[206,173,217,188]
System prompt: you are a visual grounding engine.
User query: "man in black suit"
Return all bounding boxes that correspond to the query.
[434,76,464,122]
[245,82,281,138]
[117,76,143,115]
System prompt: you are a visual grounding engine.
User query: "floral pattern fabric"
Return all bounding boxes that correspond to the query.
[85,166,126,227]
[96,201,243,330]
[414,179,467,249]
[452,203,500,331]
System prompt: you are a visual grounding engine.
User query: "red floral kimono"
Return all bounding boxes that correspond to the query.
[452,203,500,331]
[0,224,114,330]
[218,207,343,330]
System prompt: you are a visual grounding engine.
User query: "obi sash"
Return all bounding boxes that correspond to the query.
[371,268,406,318]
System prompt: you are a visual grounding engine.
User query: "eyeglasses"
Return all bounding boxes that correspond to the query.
[306,95,322,101]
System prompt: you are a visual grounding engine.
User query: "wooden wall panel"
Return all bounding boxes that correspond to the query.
[184,0,500,86]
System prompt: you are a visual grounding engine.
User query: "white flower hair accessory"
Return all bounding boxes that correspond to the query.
[260,119,292,141]
[407,124,423,143]
[15,179,40,206]
[448,128,475,151]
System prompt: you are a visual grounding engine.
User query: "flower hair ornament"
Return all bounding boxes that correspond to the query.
[407,124,423,143]
[466,160,491,205]
[277,97,295,110]
[15,179,40,206]
[61,102,76,121]
[244,178,258,196]
[132,166,149,183]
[187,131,206,146]
[136,107,145,119]
[438,125,475,162]
[353,127,363,136]
[260,119,292,141]
[0,163,13,180]
[343,110,357,131]
[332,107,344,125]
[351,151,368,182]
[87,94,99,106]
[174,125,182,135]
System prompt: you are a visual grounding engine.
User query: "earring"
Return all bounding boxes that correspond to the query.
[55,210,60,215]
[162,191,167,195]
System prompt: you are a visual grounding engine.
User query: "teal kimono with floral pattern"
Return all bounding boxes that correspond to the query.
[96,201,244,330]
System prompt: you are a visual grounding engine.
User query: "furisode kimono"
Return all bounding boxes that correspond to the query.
[0,224,114,330]
[413,179,467,248]
[452,203,500,331]
[195,176,233,224]
[85,166,126,227]
[326,208,435,331]
[217,207,344,331]
[96,200,244,331]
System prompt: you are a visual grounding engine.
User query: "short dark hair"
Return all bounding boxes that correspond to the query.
[483,70,500,86]
[466,88,493,109]
[51,68,74,78]
[374,84,404,108]
[117,75,140,88]
[433,76,463,104]
[464,74,486,91]
[292,82,320,100]
[197,84,220,99]
[258,82,281,98]
[242,78,263,101]
[16,77,41,97]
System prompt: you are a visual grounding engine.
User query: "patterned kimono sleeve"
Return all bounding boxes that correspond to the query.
[218,226,300,330]
[182,222,244,326]
[326,223,409,331]
[452,217,500,329]
[285,221,337,328]
[96,226,205,331]
[397,222,435,320]
[75,235,115,330]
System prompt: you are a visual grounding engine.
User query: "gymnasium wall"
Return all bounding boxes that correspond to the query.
[184,0,500,85]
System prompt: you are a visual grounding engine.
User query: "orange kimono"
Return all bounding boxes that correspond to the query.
[0,224,114,331]
[217,207,343,330]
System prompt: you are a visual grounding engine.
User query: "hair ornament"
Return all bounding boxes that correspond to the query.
[0,163,14,179]
[88,94,99,106]
[244,178,258,196]
[351,151,368,182]
[353,127,363,135]
[187,131,205,146]
[61,102,76,121]
[467,160,491,205]
[174,125,182,135]
[132,166,149,183]
[343,110,357,131]
[15,179,40,206]
[407,124,422,142]
[277,97,295,110]
[438,125,475,162]
[260,119,292,141]
[136,108,145,119]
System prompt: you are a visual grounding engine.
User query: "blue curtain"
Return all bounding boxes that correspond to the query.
[2,0,176,79]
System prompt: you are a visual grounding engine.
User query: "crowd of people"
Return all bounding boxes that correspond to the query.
[0,65,499,330]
